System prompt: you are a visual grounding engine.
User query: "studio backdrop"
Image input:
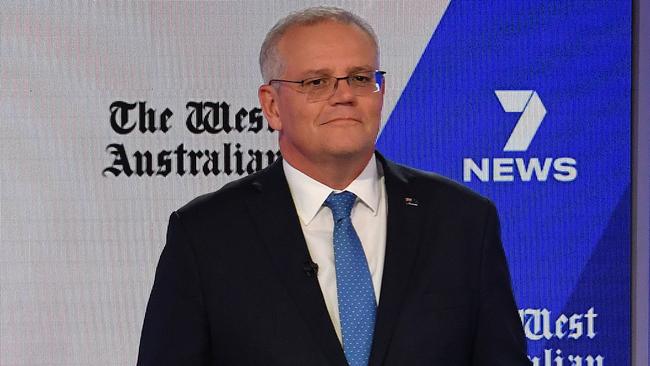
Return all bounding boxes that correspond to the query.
[0,1,630,365]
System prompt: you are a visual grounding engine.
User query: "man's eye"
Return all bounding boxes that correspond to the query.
[305,78,329,87]
[352,75,372,83]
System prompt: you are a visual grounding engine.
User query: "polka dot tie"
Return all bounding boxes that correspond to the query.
[324,191,376,366]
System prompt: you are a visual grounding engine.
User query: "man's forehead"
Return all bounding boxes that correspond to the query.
[277,21,378,76]
[278,20,375,51]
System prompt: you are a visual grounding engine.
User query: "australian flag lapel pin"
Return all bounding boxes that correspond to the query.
[404,197,419,207]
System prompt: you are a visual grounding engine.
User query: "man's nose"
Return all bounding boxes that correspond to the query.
[328,78,356,104]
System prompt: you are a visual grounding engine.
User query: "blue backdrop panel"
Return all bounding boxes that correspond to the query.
[378,1,630,362]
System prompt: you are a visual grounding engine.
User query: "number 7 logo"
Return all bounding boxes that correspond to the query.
[494,90,547,152]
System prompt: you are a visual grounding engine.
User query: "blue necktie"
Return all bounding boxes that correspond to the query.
[324,191,376,366]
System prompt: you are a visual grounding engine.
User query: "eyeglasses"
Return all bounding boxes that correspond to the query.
[269,70,386,102]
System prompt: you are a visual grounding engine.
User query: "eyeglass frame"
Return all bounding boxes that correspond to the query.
[268,70,386,102]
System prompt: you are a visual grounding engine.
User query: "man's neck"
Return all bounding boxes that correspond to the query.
[282,151,374,190]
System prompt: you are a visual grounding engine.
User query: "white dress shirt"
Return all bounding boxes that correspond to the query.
[283,155,387,343]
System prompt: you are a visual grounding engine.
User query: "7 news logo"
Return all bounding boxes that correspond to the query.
[463,90,577,183]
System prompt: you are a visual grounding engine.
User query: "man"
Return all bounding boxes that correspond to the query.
[138,7,530,366]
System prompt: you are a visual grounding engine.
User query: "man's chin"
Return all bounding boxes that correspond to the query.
[322,144,375,162]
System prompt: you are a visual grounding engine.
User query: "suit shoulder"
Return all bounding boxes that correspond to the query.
[175,169,263,219]
[389,162,494,210]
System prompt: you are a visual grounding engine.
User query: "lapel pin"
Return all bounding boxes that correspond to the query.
[404,197,419,207]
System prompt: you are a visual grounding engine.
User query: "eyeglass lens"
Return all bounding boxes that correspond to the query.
[305,71,384,102]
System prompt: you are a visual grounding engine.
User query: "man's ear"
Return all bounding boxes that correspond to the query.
[258,84,282,131]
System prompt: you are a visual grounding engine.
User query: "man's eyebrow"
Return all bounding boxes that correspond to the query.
[299,65,377,78]
[347,65,376,73]
[300,68,333,77]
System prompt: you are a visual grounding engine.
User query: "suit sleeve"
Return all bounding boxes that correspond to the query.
[472,202,531,366]
[137,212,211,366]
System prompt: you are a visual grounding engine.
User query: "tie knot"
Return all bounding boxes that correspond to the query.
[324,191,357,221]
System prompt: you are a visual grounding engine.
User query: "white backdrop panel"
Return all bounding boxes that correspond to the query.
[0,1,448,365]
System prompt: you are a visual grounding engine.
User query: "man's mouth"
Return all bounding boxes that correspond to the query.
[322,117,361,125]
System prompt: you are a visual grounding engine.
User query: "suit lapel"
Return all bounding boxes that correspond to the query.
[244,160,348,366]
[369,155,425,366]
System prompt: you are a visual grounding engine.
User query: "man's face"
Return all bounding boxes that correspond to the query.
[259,21,384,167]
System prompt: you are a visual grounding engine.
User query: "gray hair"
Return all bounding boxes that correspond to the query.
[259,6,379,83]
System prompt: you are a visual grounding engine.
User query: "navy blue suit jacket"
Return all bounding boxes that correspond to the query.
[137,153,530,365]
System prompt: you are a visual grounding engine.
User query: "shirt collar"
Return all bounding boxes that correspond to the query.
[283,155,381,226]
